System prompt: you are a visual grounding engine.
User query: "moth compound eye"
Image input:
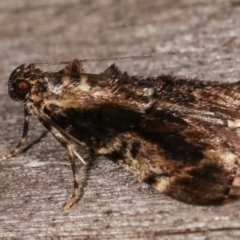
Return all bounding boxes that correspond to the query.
[13,80,31,100]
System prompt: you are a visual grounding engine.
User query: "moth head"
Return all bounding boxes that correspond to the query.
[8,64,41,102]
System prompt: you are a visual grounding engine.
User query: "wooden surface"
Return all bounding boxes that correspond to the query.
[0,0,240,239]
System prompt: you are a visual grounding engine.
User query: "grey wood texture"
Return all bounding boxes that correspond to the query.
[0,0,240,239]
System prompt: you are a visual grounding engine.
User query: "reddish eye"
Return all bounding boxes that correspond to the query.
[13,80,31,100]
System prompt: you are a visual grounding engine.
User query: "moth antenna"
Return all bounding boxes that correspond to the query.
[0,107,30,162]
[30,52,176,67]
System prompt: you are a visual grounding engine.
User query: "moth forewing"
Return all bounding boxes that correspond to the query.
[1,58,240,210]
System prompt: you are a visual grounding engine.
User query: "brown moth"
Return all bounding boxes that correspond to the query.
[1,57,240,210]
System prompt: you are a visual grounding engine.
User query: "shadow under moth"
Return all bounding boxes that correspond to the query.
[1,57,240,210]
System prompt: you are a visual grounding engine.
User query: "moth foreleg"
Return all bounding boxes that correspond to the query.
[0,107,30,162]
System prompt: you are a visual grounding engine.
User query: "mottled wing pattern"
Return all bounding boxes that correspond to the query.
[36,61,240,204]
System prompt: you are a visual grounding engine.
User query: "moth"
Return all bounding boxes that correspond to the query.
[1,56,240,210]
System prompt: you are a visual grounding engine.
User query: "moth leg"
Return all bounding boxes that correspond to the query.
[40,122,86,210]
[52,134,84,210]
[0,107,30,162]
[29,107,87,209]
[62,143,81,211]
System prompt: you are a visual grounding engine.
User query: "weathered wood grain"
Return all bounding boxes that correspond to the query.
[0,0,240,239]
